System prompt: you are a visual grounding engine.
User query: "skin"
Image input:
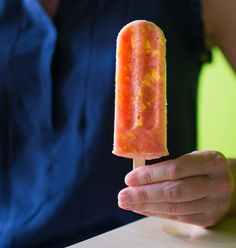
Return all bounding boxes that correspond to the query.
[202,0,236,71]
[39,0,60,19]
[118,0,236,227]
[118,151,236,227]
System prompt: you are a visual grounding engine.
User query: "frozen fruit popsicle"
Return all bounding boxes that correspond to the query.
[112,20,169,169]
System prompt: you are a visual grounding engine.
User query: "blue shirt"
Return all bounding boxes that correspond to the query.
[0,0,208,247]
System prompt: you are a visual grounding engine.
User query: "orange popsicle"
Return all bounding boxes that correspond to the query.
[112,20,168,168]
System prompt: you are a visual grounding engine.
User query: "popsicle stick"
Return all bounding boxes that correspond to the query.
[133,158,145,170]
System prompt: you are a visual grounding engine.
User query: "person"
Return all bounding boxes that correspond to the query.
[0,0,235,247]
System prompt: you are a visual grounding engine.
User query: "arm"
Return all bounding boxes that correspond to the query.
[202,0,236,71]
[202,0,236,213]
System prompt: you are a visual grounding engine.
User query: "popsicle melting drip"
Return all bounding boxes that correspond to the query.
[113,20,169,166]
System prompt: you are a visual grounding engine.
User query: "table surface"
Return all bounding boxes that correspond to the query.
[68,216,236,248]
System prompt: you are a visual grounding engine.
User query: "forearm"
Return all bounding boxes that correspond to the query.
[202,0,236,72]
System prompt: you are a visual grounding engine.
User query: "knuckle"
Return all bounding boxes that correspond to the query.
[168,164,180,180]
[137,203,147,211]
[220,179,234,194]
[165,203,178,214]
[165,182,183,201]
[137,188,149,202]
[209,151,227,168]
[144,168,153,184]
[211,151,225,160]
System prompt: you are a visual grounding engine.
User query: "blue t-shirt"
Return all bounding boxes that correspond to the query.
[0,0,209,247]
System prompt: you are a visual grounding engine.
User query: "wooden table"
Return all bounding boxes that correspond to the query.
[68,216,236,248]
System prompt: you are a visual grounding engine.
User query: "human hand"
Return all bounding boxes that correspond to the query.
[118,151,235,227]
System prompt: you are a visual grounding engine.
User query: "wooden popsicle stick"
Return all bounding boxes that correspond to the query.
[133,158,145,170]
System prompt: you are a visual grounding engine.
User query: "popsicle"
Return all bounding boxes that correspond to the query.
[112,20,169,169]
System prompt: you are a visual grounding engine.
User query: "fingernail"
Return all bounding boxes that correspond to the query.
[125,172,139,186]
[118,190,132,204]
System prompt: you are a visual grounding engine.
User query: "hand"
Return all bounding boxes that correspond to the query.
[118,150,235,228]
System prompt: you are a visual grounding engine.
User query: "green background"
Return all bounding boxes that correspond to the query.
[198,48,236,158]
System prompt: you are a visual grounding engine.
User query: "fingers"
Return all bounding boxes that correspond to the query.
[119,177,212,204]
[125,151,226,186]
[118,174,233,227]
[119,198,210,215]
[119,150,233,228]
[132,212,218,228]
[127,200,228,228]
[123,196,228,228]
